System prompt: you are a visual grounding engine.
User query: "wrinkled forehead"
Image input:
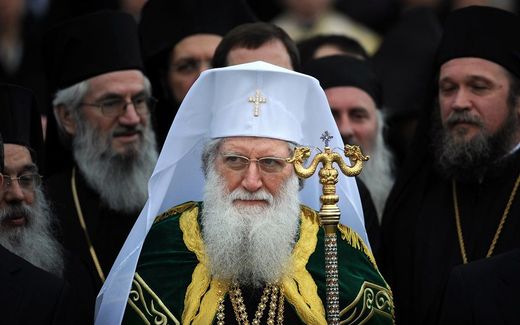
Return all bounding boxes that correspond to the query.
[217,136,292,155]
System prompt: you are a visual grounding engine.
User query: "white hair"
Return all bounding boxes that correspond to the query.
[358,109,394,220]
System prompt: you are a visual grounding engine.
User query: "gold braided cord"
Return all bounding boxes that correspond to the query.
[452,180,468,264]
[453,172,520,264]
[179,206,217,324]
[71,167,106,282]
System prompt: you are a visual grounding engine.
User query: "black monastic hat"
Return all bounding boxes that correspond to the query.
[139,0,258,65]
[303,55,382,107]
[42,10,144,176]
[43,10,144,94]
[0,84,44,168]
[436,6,520,77]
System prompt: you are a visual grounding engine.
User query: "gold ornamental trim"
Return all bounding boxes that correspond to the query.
[337,224,376,269]
[180,204,328,324]
[154,201,198,224]
[127,272,180,325]
[179,205,231,324]
[339,281,394,325]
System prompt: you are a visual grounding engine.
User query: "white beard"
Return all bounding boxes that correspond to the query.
[72,117,158,214]
[201,166,301,287]
[0,186,65,277]
[358,128,394,221]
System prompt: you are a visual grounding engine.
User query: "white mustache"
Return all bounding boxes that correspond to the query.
[228,188,274,204]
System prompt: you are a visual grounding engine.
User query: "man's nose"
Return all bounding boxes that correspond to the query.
[451,88,472,111]
[4,180,26,202]
[118,103,142,126]
[241,162,263,193]
[338,115,354,142]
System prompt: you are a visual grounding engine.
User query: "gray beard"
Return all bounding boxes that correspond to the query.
[358,129,394,220]
[72,118,158,213]
[201,166,301,287]
[432,107,519,181]
[0,186,65,277]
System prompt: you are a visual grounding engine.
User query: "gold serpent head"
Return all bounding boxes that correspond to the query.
[344,144,369,162]
[286,147,311,164]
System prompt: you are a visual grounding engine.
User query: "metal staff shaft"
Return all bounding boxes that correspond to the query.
[287,144,368,324]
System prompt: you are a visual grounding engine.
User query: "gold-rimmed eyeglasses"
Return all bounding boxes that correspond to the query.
[220,153,288,173]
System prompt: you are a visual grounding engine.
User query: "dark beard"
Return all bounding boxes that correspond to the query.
[431,106,519,181]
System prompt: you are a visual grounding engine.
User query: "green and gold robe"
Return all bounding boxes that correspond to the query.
[123,202,394,324]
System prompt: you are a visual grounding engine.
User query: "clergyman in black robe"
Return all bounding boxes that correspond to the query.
[380,6,520,325]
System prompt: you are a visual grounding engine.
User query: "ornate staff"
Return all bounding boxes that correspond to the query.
[287,131,369,324]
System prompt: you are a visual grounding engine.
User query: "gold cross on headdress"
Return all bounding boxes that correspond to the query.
[248,90,267,117]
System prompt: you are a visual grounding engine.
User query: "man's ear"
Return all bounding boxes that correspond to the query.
[54,105,77,135]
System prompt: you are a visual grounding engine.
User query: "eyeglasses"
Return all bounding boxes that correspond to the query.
[2,173,42,191]
[81,95,157,118]
[170,58,212,75]
[220,153,288,173]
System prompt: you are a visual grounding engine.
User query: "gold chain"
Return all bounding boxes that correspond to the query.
[71,167,106,282]
[453,172,520,264]
[217,282,284,325]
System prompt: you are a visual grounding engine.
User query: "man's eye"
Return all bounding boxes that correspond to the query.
[350,112,367,121]
[259,158,285,171]
[101,99,123,109]
[174,59,199,73]
[18,175,33,186]
[225,156,248,165]
[225,156,240,162]
[260,158,279,167]
[133,97,147,105]
[472,84,489,91]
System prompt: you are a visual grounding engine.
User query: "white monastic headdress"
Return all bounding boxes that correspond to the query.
[95,61,368,324]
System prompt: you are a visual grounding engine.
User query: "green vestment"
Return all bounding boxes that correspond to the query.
[123,202,394,324]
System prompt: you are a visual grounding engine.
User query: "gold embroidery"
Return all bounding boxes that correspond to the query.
[177,204,393,324]
[180,204,327,324]
[128,272,180,325]
[340,281,394,324]
[337,224,376,269]
[154,201,198,224]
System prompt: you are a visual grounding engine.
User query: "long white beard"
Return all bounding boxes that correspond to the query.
[201,166,301,287]
[0,186,65,277]
[72,119,158,213]
[358,129,394,221]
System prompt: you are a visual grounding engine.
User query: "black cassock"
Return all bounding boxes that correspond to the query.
[381,147,520,325]
[439,248,520,325]
[0,244,70,324]
[45,166,140,318]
